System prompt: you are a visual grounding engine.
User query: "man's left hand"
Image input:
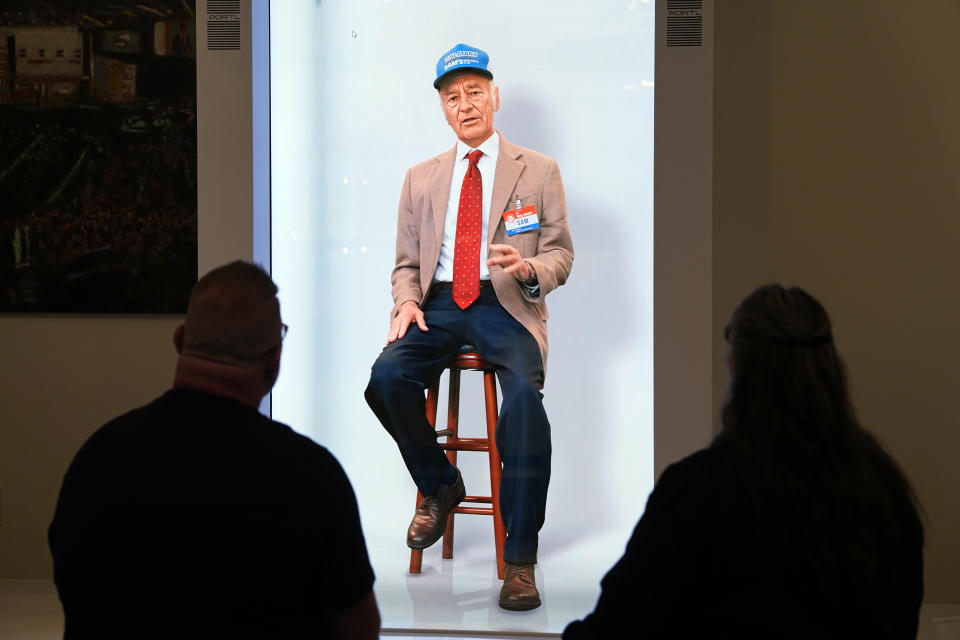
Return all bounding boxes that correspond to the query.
[488,244,531,282]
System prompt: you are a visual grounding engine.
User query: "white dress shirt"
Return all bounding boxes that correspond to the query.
[433,132,500,282]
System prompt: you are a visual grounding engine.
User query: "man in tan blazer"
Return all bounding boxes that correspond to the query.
[365,43,573,611]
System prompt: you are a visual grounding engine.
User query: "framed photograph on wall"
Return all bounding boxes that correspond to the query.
[0,1,197,313]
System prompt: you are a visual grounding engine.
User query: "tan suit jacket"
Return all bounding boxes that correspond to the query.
[390,131,574,378]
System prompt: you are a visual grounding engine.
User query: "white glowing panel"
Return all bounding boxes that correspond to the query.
[270,1,653,632]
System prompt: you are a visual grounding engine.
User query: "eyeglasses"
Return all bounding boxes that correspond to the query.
[281,323,289,340]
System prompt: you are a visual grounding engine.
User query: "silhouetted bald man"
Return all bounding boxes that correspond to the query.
[50,261,379,638]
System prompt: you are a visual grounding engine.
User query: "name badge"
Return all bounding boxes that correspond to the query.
[502,204,539,236]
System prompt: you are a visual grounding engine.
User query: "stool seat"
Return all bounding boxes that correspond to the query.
[409,345,506,579]
[453,345,487,370]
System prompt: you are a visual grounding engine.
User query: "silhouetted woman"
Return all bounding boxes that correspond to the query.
[564,284,923,639]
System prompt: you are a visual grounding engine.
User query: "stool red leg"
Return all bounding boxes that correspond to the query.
[409,489,424,574]
[442,369,461,560]
[426,379,440,429]
[484,369,506,580]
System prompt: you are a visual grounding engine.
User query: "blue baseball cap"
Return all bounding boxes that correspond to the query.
[434,43,493,89]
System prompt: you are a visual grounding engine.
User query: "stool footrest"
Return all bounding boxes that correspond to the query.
[452,505,495,516]
[434,429,455,438]
[439,442,490,452]
[463,495,492,504]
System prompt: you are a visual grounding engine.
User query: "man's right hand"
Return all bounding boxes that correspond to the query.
[387,300,427,344]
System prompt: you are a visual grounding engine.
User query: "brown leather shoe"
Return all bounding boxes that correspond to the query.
[406,470,466,550]
[498,562,541,611]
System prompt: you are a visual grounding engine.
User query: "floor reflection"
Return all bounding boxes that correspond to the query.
[372,525,630,635]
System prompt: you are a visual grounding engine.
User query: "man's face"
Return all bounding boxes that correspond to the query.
[439,72,500,148]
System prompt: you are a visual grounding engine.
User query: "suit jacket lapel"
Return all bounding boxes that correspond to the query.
[430,146,457,255]
[490,133,524,243]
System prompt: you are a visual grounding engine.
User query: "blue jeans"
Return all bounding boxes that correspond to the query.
[365,286,551,564]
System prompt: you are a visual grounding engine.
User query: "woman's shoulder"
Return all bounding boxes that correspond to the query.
[649,445,742,515]
[659,446,732,486]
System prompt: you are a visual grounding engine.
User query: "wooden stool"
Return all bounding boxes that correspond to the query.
[409,346,507,579]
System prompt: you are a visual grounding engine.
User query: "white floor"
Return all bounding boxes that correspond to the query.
[370,525,623,636]
[354,409,640,637]
[2,578,958,640]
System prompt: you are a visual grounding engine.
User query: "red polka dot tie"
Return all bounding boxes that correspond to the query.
[453,150,483,310]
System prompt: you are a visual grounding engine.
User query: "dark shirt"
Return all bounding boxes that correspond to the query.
[49,388,374,638]
[564,447,922,639]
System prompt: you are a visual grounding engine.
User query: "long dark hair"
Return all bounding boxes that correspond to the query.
[716,284,922,588]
